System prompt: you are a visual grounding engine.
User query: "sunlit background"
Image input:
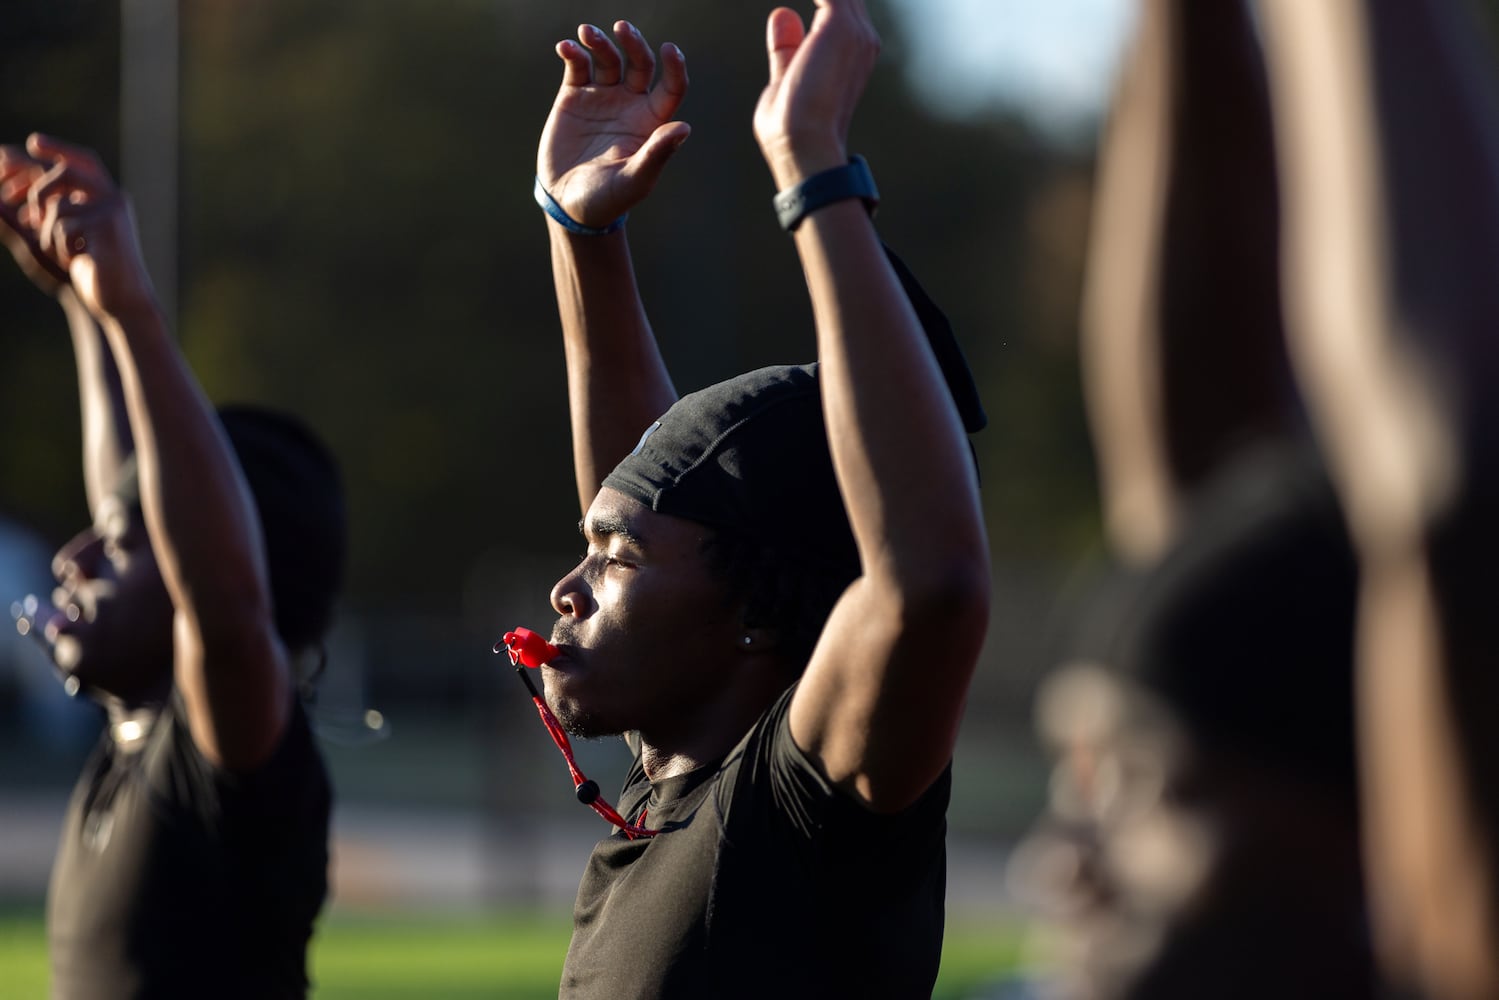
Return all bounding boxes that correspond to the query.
[10,0,1455,996]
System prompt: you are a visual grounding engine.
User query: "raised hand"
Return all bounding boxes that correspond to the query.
[0,144,69,294]
[2,135,156,322]
[752,0,880,191]
[536,20,690,228]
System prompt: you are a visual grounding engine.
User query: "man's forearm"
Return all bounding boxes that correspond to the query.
[794,204,985,581]
[99,301,272,635]
[60,287,135,513]
[549,222,676,513]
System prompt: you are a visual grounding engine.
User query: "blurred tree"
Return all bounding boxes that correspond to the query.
[170,1,1099,598]
[2,0,1102,709]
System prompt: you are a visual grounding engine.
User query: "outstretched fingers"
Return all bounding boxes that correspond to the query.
[0,146,40,209]
[614,21,656,94]
[557,21,682,109]
[0,146,68,287]
[27,134,108,183]
[28,160,77,255]
[649,42,688,122]
[556,37,595,87]
[578,23,623,86]
[40,196,105,267]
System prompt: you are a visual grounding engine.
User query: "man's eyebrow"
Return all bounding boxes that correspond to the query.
[579,512,645,546]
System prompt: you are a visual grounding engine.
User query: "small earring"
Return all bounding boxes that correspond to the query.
[741,635,753,647]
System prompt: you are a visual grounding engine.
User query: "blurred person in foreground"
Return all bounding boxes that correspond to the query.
[1010,446,1376,999]
[1072,0,1499,996]
[526,1,989,995]
[0,134,344,999]
[1252,2,1499,996]
[1004,1,1386,996]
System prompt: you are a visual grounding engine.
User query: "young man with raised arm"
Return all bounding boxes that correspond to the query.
[529,3,990,995]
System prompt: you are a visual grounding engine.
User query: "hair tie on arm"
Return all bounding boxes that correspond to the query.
[533,177,627,236]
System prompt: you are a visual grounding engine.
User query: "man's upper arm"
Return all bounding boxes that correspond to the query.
[789,561,989,815]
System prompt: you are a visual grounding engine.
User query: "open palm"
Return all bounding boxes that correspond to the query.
[536,21,690,228]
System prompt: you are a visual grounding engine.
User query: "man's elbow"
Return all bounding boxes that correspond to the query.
[896,551,992,652]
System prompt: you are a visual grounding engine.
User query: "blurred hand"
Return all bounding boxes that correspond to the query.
[0,144,69,295]
[6,134,157,322]
[536,20,691,228]
[753,0,881,191]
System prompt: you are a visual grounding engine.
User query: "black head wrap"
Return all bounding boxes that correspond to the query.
[601,245,984,589]
[603,363,860,583]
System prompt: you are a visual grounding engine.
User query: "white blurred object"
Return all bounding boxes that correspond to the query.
[891,0,1138,131]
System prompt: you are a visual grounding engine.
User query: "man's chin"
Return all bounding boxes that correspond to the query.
[551,703,614,740]
[546,696,623,740]
[541,670,628,739]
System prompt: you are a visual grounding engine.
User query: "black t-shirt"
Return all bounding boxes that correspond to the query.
[47,695,332,999]
[560,686,951,999]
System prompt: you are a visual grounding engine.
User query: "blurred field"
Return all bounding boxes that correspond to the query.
[0,906,1023,999]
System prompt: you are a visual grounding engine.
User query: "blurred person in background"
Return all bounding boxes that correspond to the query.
[0,134,345,999]
[525,1,989,995]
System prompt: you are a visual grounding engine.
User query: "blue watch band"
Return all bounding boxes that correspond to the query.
[772,155,880,232]
[534,177,627,236]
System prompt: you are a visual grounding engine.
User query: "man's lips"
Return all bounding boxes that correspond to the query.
[542,643,580,671]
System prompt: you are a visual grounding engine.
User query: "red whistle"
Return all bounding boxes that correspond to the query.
[495,626,559,668]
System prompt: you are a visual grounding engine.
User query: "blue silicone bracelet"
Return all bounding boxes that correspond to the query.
[534,177,627,236]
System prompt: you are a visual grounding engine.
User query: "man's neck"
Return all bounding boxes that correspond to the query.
[636,676,791,782]
[639,744,715,783]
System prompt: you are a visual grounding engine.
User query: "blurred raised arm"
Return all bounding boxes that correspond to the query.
[1,144,134,511]
[1258,1,1499,996]
[1080,0,1296,563]
[16,134,290,771]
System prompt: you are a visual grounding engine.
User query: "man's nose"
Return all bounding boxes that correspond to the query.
[549,563,594,619]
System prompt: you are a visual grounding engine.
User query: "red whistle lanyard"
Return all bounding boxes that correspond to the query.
[495,628,658,840]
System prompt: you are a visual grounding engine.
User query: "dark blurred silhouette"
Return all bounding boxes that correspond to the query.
[1011,445,1374,999]
[1,134,344,998]
[1018,0,1499,998]
[1011,1,1380,996]
[1256,2,1499,997]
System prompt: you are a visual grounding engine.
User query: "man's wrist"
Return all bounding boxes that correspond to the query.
[534,177,626,237]
[772,156,880,232]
